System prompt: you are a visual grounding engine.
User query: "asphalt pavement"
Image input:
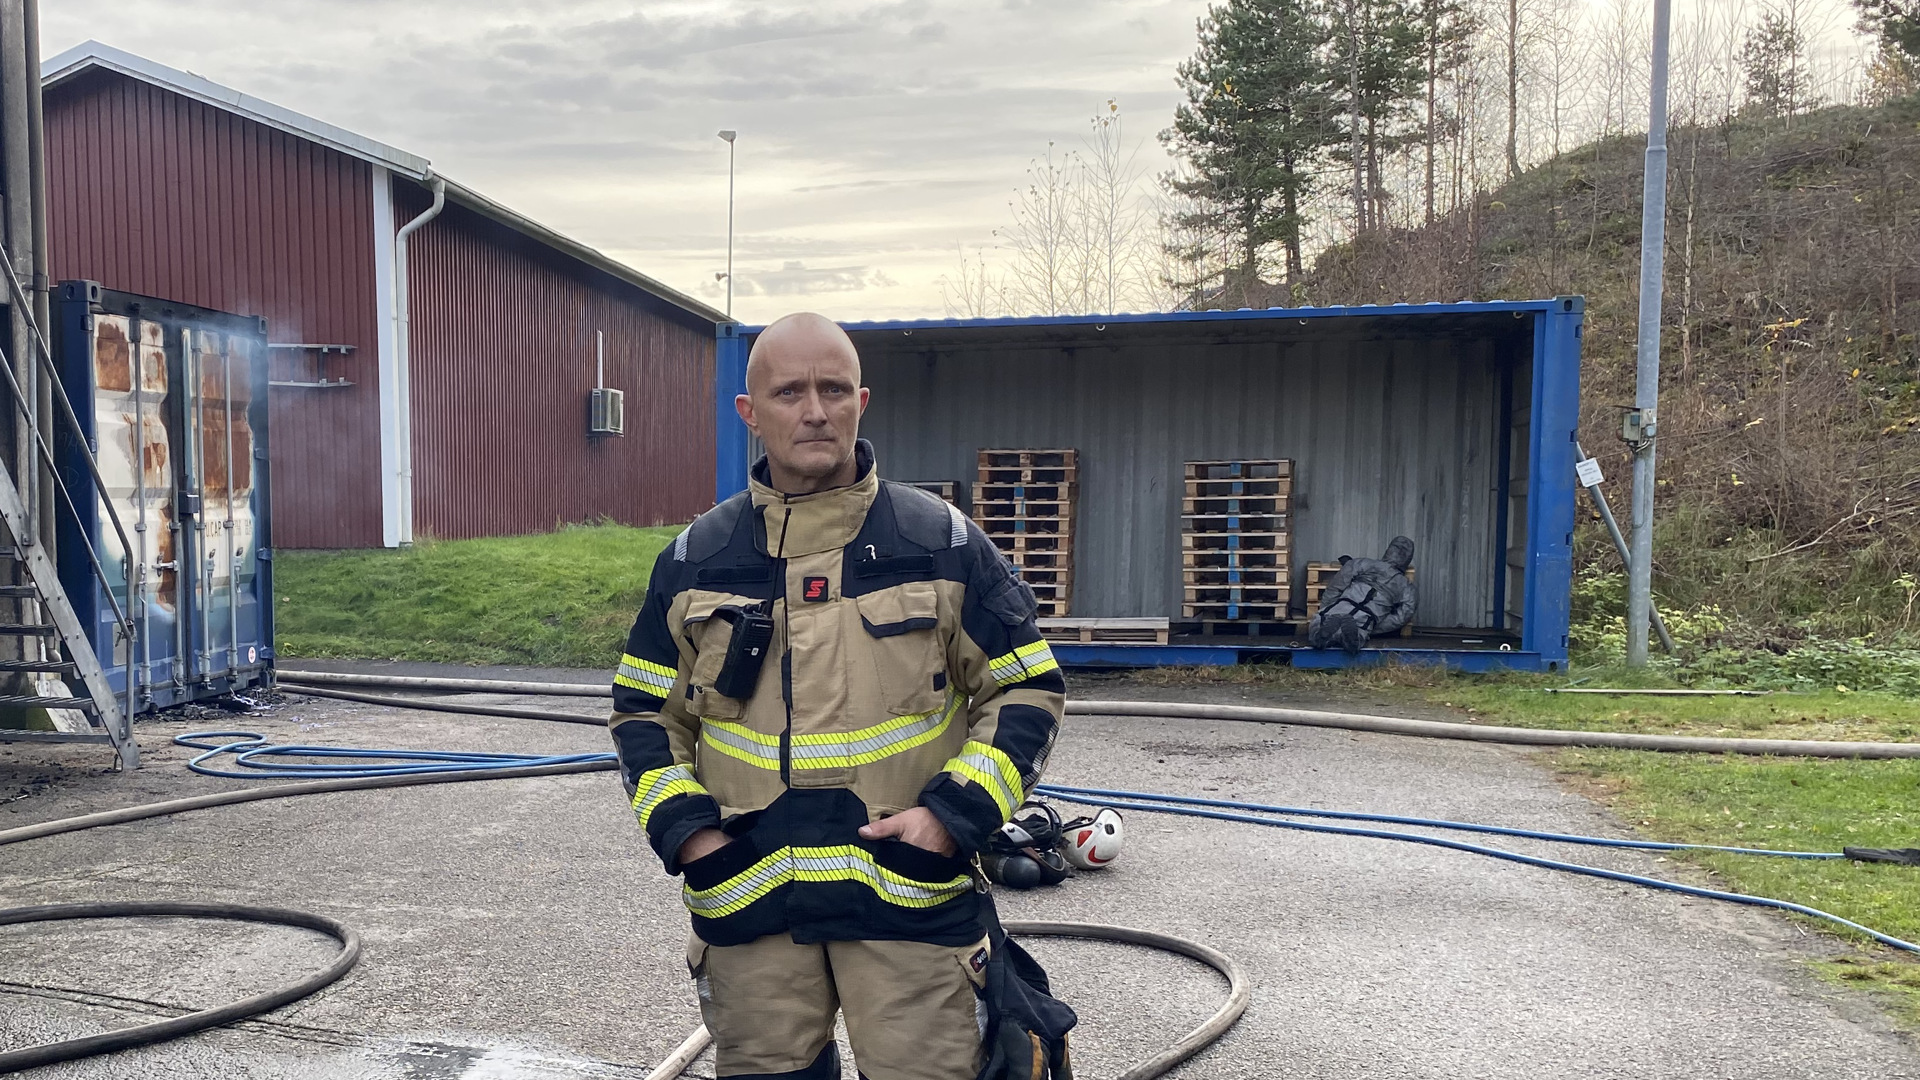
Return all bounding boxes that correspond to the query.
[1,669,1914,1079]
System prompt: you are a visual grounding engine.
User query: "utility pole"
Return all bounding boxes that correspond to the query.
[1626,0,1672,666]
[717,130,736,319]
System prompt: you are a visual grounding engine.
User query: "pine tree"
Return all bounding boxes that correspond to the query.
[1414,0,1475,223]
[1331,0,1426,232]
[1854,0,1920,65]
[1741,11,1815,119]
[1162,0,1338,299]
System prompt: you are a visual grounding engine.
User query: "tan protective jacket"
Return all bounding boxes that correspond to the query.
[609,443,1065,946]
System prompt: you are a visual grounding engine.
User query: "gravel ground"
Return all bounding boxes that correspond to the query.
[0,667,1914,1079]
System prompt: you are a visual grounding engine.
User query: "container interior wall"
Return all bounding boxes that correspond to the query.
[860,333,1517,627]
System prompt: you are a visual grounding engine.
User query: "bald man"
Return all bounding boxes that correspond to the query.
[608,313,1066,1080]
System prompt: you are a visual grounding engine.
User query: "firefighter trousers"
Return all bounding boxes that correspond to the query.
[687,932,991,1079]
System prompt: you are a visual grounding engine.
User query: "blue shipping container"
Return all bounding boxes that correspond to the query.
[54,281,274,710]
[716,300,1583,672]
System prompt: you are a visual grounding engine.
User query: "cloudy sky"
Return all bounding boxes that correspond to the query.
[44,1,1210,323]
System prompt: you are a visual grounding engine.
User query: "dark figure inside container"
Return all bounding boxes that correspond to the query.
[1307,536,1417,653]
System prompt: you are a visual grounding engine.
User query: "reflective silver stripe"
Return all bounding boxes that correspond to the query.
[790,845,973,907]
[674,529,690,561]
[616,655,676,696]
[700,720,782,766]
[946,503,968,548]
[684,849,793,915]
[951,748,1022,816]
[631,764,706,830]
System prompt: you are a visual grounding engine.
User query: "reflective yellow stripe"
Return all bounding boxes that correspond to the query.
[988,639,1057,687]
[616,654,677,697]
[683,844,973,918]
[944,740,1024,818]
[630,764,706,830]
[700,693,961,771]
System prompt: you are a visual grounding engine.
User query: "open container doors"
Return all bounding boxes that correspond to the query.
[54,281,274,711]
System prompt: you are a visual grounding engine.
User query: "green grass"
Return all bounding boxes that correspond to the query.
[1115,661,1920,1020]
[274,523,679,668]
[1553,747,1920,1022]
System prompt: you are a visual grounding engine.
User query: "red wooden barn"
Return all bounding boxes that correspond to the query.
[41,41,725,548]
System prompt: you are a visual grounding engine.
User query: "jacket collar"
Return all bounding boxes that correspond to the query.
[748,439,880,557]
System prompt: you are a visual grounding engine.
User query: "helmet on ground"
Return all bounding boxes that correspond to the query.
[1059,808,1124,869]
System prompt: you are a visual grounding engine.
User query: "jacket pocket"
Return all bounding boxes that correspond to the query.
[869,835,971,889]
[682,590,761,719]
[855,581,948,717]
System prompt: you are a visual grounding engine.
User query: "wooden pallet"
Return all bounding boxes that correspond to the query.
[975,481,1072,503]
[976,499,1074,519]
[979,449,1077,615]
[1181,548,1288,570]
[1184,584,1288,605]
[1185,476,1293,498]
[1037,617,1170,644]
[991,533,1069,553]
[1181,512,1289,533]
[1185,459,1291,481]
[1182,566,1289,587]
[1182,531,1287,552]
[980,518,1074,538]
[979,466,1077,485]
[981,449,1077,469]
[1182,494,1290,516]
[1183,602,1289,621]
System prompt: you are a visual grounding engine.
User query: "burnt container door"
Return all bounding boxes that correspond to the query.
[170,326,270,694]
[56,282,273,713]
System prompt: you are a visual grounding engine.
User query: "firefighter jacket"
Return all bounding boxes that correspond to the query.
[609,441,1066,948]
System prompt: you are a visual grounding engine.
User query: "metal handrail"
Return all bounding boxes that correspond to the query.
[0,241,137,640]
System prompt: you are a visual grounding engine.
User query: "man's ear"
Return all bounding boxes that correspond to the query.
[735,393,756,434]
[857,386,870,415]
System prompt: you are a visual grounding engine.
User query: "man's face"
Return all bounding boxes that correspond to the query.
[737,330,869,486]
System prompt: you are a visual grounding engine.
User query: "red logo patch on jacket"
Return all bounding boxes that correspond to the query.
[802,576,829,602]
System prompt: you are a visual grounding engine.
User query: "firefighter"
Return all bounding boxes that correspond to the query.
[608,312,1066,1080]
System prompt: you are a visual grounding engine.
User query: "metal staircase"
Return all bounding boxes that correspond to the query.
[0,487,137,768]
[0,253,139,769]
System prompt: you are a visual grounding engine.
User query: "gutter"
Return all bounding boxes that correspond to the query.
[390,171,445,547]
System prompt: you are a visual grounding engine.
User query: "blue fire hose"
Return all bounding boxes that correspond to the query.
[174,731,1918,954]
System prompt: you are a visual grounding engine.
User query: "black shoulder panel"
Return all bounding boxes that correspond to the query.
[684,491,753,564]
[884,481,962,552]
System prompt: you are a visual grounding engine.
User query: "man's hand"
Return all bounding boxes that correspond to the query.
[677,828,730,867]
[858,807,958,856]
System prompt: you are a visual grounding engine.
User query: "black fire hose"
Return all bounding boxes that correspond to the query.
[0,697,1249,1077]
[0,901,360,1074]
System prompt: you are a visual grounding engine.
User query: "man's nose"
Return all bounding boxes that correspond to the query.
[799,391,830,424]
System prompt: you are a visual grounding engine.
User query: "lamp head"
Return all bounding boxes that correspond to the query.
[718,129,737,143]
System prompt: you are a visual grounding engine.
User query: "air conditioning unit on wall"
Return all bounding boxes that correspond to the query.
[589,387,625,437]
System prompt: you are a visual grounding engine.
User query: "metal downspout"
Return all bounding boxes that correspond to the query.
[391,172,444,548]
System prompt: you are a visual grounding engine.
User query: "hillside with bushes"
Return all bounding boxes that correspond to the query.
[1300,95,1920,664]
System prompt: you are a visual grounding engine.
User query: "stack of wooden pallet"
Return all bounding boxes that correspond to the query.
[973,449,1076,617]
[1305,561,1416,637]
[1181,459,1292,634]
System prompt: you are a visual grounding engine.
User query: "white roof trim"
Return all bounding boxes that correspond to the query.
[43,40,431,179]
[41,40,727,326]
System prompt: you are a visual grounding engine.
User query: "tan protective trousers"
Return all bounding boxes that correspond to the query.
[688,932,990,1079]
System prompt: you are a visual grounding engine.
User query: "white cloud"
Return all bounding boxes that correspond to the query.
[43,0,1207,323]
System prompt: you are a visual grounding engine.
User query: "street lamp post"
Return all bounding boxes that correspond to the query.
[718,129,736,319]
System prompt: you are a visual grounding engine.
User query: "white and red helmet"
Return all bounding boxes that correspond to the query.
[1060,808,1124,869]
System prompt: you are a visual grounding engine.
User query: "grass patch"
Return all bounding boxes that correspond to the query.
[274,523,679,668]
[1553,747,1920,1020]
[1113,661,1920,1018]
[1429,673,1920,743]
